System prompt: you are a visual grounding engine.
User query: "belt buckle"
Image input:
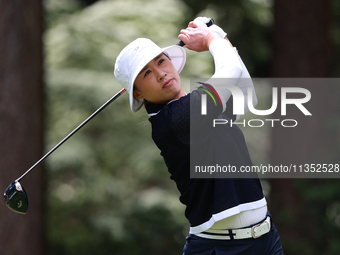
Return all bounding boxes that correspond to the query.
[251,216,270,239]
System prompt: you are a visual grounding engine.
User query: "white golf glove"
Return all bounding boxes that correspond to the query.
[193,17,227,39]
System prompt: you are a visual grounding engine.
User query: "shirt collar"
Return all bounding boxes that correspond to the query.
[145,103,165,117]
[145,92,187,117]
[145,99,180,117]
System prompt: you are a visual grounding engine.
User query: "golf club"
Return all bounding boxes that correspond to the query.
[4,88,126,214]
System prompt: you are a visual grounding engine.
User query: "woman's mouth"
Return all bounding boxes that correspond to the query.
[163,78,173,89]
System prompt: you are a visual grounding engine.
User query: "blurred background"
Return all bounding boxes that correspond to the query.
[0,0,340,254]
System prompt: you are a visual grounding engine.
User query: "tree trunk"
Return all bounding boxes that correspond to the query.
[270,0,338,254]
[271,0,330,77]
[0,0,45,254]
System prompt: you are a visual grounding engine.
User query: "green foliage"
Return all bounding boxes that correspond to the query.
[180,0,273,77]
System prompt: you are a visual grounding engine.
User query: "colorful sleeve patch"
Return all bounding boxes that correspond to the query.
[197,82,223,106]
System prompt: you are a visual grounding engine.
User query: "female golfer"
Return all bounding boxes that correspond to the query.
[114,18,283,255]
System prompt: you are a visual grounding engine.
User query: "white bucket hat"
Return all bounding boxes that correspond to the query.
[114,38,186,112]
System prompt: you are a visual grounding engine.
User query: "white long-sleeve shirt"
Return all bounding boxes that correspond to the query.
[206,38,258,118]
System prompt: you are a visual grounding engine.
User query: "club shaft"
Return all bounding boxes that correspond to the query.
[16,88,126,182]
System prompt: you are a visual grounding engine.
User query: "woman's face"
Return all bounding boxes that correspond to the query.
[133,53,185,104]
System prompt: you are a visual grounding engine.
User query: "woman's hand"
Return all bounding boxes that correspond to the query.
[178,21,220,52]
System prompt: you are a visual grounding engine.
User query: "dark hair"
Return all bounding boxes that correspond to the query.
[163,52,171,60]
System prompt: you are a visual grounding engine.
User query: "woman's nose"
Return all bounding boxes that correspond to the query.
[156,69,167,81]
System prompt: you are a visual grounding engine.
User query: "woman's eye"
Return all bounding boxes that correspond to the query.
[144,70,151,77]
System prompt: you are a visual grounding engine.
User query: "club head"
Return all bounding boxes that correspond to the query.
[4,181,28,214]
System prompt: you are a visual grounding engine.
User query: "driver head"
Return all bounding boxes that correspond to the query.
[4,181,28,214]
